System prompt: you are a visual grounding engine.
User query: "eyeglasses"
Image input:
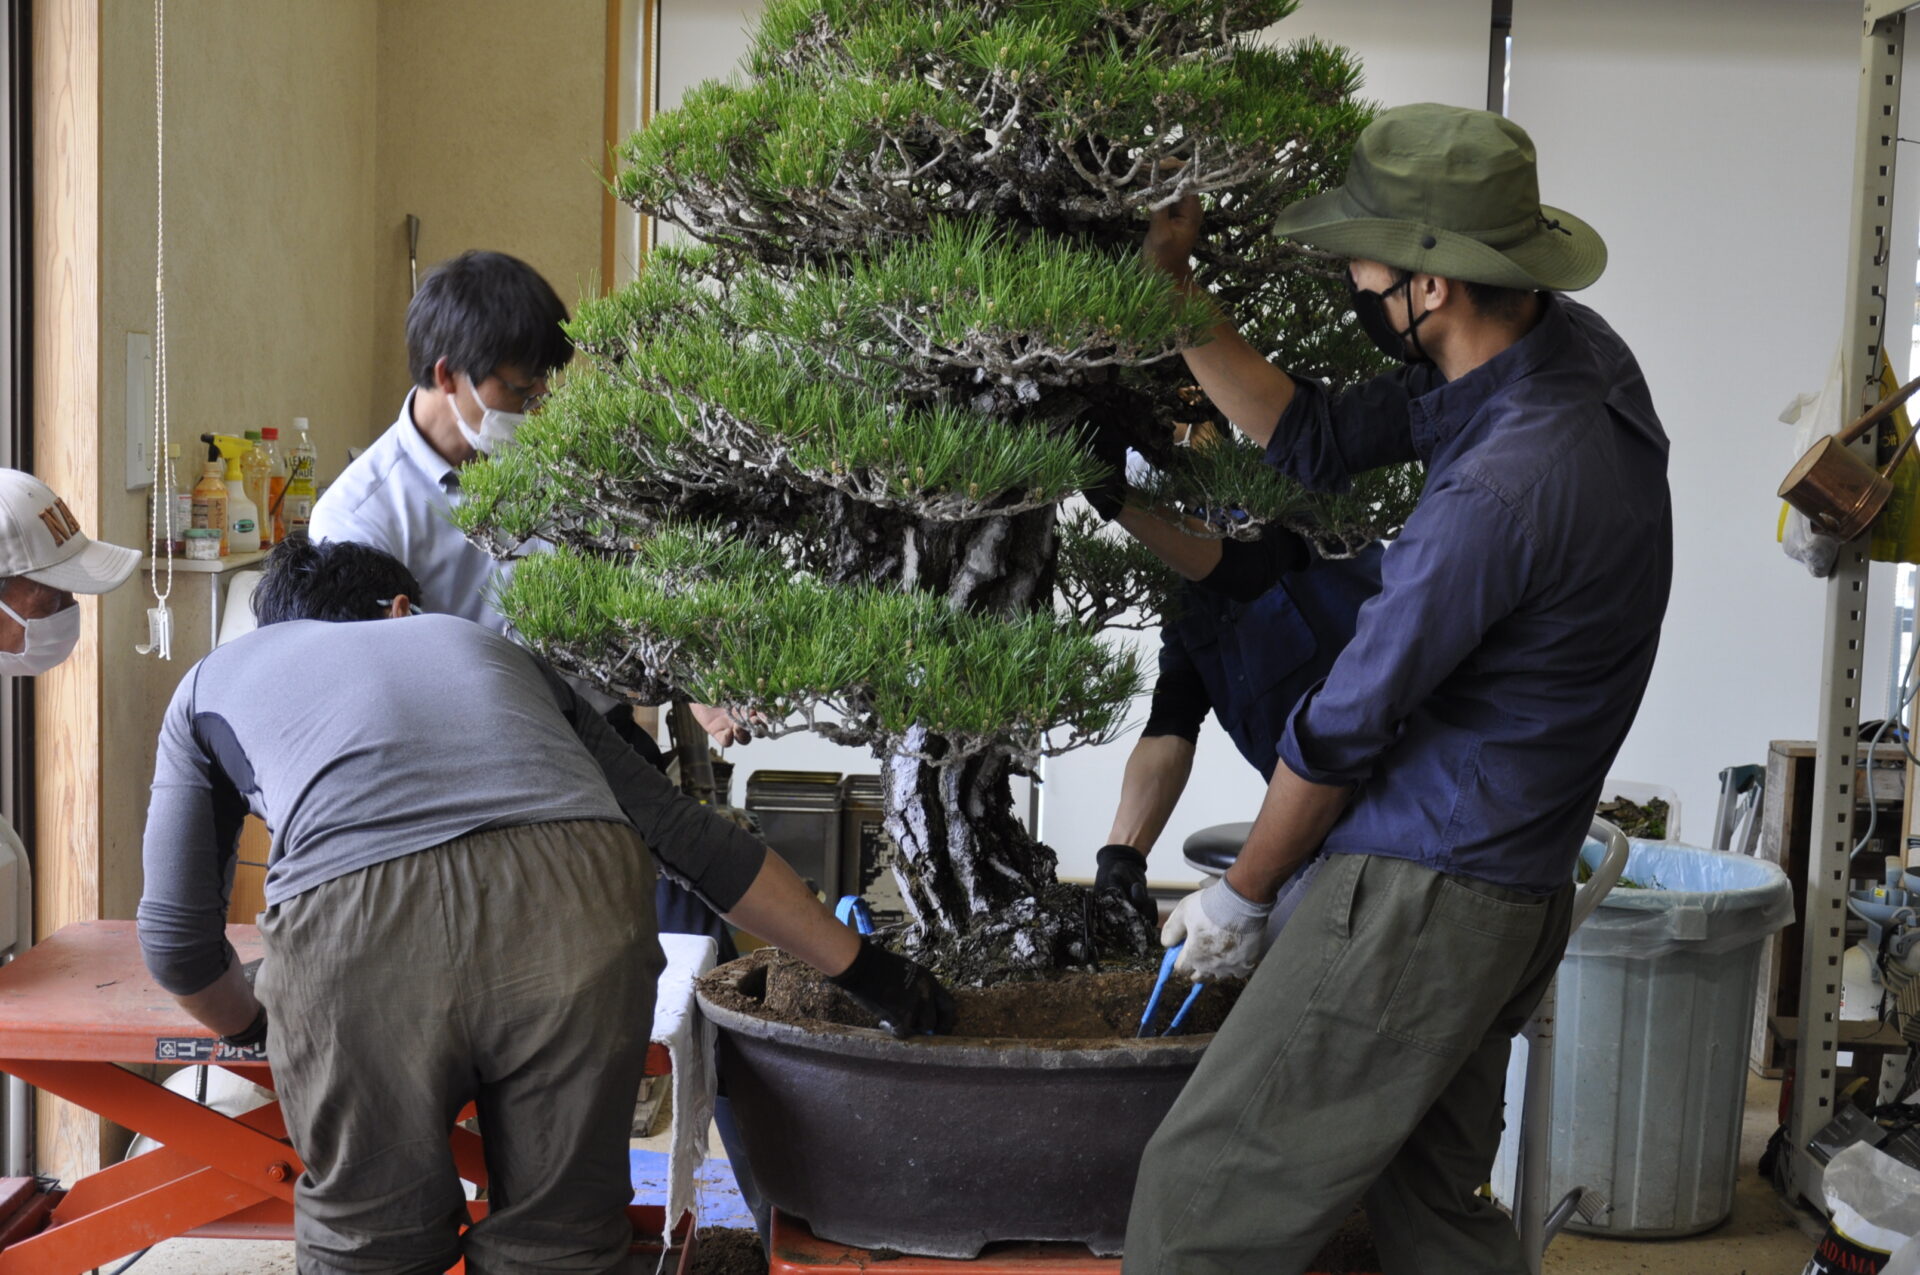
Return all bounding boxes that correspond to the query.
[492,374,548,413]
[375,597,426,616]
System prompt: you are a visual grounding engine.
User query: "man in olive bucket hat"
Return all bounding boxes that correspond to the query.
[1122,105,1673,1274]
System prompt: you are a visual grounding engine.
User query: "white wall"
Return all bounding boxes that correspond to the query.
[1509,0,1902,842]
[1275,0,1496,111]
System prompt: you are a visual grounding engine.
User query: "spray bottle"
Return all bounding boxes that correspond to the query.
[202,434,261,554]
[190,439,230,557]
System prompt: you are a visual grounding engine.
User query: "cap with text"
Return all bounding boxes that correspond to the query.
[0,470,140,593]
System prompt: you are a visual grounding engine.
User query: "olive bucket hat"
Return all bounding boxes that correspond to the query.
[1272,103,1606,292]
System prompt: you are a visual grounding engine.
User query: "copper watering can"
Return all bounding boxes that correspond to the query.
[1779,372,1920,542]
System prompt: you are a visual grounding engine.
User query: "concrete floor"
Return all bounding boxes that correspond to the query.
[125,1079,1822,1274]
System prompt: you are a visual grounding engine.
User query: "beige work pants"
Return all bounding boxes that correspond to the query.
[255,819,663,1275]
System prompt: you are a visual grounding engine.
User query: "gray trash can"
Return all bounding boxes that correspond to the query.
[1492,840,1795,1237]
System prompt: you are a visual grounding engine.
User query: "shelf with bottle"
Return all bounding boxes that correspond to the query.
[138,546,273,575]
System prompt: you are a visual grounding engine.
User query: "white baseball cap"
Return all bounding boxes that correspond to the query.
[0,470,140,594]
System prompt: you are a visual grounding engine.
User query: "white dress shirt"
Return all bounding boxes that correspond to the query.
[310,390,513,631]
[313,392,628,714]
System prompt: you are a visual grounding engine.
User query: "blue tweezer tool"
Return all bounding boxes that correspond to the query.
[1137,943,1205,1037]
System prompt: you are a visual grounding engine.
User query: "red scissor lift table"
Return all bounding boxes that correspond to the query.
[0,921,689,1273]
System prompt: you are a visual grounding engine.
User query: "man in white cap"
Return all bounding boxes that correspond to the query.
[0,469,140,676]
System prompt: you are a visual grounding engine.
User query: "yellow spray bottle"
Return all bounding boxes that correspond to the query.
[201,434,261,554]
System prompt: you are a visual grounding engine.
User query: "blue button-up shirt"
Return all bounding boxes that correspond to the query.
[1150,548,1383,781]
[1267,297,1672,892]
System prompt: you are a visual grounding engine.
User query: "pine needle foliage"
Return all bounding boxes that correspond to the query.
[456,0,1420,969]
[498,533,1143,760]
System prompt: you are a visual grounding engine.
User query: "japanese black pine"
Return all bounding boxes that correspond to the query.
[455,0,1416,981]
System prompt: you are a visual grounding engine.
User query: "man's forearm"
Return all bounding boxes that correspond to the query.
[1106,734,1197,854]
[1144,195,1299,447]
[172,960,261,1038]
[723,853,863,977]
[1181,317,1298,449]
[1115,506,1224,581]
[1224,764,1352,904]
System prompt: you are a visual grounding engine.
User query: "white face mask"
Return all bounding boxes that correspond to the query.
[0,597,80,676]
[452,376,528,456]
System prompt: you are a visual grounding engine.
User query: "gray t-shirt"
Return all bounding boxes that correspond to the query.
[138,613,766,995]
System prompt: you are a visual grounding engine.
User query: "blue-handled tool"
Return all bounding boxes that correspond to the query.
[835,895,875,936]
[1137,943,1205,1037]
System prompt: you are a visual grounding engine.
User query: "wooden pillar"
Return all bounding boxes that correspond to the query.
[30,0,108,1181]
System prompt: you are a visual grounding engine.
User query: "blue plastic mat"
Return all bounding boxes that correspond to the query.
[629,1149,756,1229]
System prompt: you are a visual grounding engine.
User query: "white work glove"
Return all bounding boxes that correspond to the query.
[1163,875,1273,982]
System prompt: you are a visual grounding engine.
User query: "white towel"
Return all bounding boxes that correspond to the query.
[651,932,719,1242]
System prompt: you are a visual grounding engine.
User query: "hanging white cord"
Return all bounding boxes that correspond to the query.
[138,0,173,659]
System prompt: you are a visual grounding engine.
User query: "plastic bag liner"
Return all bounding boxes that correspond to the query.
[1568,839,1795,960]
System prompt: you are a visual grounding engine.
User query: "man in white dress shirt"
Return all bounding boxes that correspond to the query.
[311,251,740,934]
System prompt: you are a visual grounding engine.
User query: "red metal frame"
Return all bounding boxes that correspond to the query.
[0,922,682,1275]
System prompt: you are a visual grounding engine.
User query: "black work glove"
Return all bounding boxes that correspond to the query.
[1198,531,1311,604]
[828,938,957,1039]
[1095,843,1157,930]
[219,1003,269,1053]
[1082,423,1132,521]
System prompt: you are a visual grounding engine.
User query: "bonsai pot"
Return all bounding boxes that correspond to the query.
[696,957,1211,1260]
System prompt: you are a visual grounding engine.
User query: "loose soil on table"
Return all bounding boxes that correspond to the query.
[687,1226,763,1275]
[700,948,1243,1042]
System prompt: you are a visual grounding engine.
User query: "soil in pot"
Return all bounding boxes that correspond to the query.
[687,1227,763,1275]
[702,947,1244,1040]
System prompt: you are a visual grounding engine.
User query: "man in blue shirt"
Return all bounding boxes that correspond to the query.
[1087,521,1383,928]
[1122,105,1672,1275]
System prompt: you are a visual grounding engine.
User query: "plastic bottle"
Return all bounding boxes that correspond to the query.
[259,426,288,545]
[145,442,188,555]
[283,419,317,543]
[203,434,261,555]
[1886,1233,1920,1275]
[241,429,271,546]
[169,444,193,554]
[190,441,229,557]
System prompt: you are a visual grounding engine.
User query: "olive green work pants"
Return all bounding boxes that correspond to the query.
[1124,852,1573,1275]
[255,819,664,1275]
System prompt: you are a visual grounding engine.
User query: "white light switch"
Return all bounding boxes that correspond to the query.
[125,333,154,490]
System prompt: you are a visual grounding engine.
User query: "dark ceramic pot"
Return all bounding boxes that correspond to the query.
[696,958,1210,1259]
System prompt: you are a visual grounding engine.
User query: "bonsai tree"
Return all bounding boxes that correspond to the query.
[455,0,1418,982]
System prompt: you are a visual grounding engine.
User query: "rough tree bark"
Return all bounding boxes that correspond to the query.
[873,507,1154,980]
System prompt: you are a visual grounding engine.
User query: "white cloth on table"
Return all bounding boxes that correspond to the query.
[651,931,720,1240]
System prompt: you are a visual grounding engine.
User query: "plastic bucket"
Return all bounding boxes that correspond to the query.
[1492,840,1794,1237]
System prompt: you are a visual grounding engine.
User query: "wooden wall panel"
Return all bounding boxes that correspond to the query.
[29,0,107,1180]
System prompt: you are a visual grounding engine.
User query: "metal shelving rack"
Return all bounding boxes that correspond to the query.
[1786,0,1913,1210]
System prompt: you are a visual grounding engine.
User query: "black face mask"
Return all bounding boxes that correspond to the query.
[1349,271,1433,366]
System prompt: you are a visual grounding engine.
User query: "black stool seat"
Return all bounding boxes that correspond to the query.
[1182,822,1253,876]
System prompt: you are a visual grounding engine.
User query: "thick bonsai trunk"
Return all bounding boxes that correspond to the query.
[880,732,1154,982]
[883,733,1050,922]
[904,507,1058,614]
[869,508,1153,981]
